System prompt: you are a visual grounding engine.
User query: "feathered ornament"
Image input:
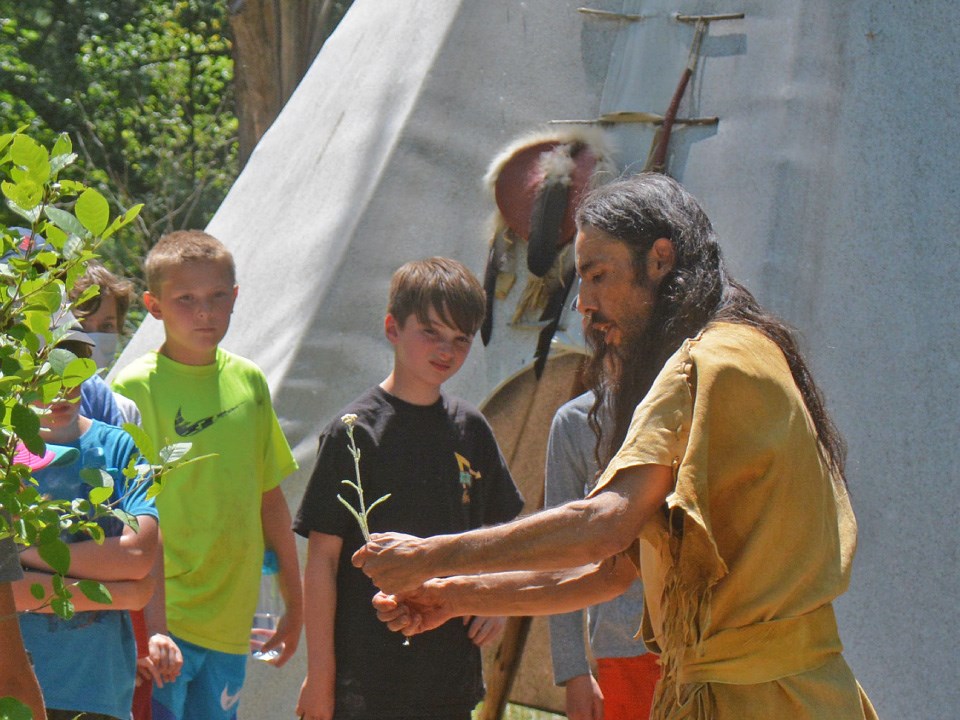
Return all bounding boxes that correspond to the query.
[481,129,613,377]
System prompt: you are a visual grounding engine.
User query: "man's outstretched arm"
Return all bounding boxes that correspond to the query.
[372,550,639,637]
[354,464,672,596]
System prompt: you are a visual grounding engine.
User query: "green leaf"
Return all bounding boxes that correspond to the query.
[10,135,51,183]
[29,582,45,600]
[84,523,105,543]
[10,402,40,446]
[51,132,73,158]
[44,206,87,238]
[57,180,85,195]
[102,203,143,240]
[23,282,63,313]
[49,152,78,176]
[88,485,113,505]
[0,696,35,720]
[2,179,43,211]
[0,131,15,155]
[80,467,111,488]
[77,579,112,605]
[75,188,110,235]
[73,283,100,307]
[61,232,86,260]
[38,537,71,575]
[60,357,96,388]
[367,493,392,515]
[23,309,50,335]
[110,508,139,532]
[51,595,74,620]
[123,423,157,462]
[42,223,67,248]
[159,442,192,464]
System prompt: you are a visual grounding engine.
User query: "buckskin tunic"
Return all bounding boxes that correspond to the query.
[592,323,878,720]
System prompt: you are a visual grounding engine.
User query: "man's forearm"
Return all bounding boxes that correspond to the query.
[441,553,636,619]
[421,490,636,579]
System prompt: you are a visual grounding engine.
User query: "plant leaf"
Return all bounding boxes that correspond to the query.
[159,442,192,464]
[77,579,112,605]
[75,188,109,235]
[88,485,113,505]
[38,537,71,575]
[51,595,74,621]
[10,403,40,445]
[60,357,96,389]
[0,696,35,720]
[44,206,87,237]
[123,423,157,463]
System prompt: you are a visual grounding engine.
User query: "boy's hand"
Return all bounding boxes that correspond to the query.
[565,673,604,720]
[464,615,506,647]
[296,675,334,720]
[147,632,183,687]
[261,609,302,667]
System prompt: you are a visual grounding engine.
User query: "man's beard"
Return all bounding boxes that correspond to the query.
[584,311,649,383]
[583,310,655,467]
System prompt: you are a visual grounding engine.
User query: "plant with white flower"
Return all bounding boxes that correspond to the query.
[336,413,391,541]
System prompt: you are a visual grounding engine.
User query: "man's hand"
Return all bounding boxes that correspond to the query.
[370,582,456,637]
[351,532,433,595]
[260,609,301,667]
[464,615,506,648]
[296,675,334,720]
[144,633,183,688]
[564,673,604,720]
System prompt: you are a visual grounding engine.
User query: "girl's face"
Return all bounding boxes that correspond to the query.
[80,293,121,333]
[80,294,123,369]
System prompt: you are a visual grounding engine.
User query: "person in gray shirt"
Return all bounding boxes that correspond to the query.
[545,391,659,720]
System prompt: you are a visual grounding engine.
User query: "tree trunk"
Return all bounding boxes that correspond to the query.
[229,0,343,165]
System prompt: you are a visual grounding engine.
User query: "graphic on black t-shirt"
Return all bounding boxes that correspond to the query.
[173,404,240,436]
[455,452,481,506]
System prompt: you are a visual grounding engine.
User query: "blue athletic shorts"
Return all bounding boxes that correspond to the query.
[151,635,247,720]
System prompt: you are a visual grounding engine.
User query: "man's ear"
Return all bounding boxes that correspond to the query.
[384,313,399,345]
[143,291,162,319]
[648,238,676,282]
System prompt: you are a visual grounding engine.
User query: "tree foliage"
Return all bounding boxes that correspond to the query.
[1,129,143,616]
[0,0,238,281]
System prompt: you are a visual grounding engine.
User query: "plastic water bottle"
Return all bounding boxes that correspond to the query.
[251,549,282,661]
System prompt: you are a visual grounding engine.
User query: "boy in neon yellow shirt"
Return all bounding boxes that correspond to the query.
[114,230,302,720]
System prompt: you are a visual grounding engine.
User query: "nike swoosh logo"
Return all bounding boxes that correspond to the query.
[174,405,240,437]
[220,685,242,711]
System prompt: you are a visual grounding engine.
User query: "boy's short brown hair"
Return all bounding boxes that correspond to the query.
[71,261,136,329]
[145,230,236,294]
[388,257,486,336]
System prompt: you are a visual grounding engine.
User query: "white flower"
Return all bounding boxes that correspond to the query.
[341,413,358,427]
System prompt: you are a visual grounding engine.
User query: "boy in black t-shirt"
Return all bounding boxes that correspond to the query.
[294,257,524,720]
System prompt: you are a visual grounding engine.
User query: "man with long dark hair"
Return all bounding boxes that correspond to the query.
[353,174,878,720]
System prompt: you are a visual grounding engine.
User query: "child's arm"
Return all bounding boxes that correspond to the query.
[141,537,183,688]
[296,531,341,720]
[19,516,159,582]
[260,485,303,667]
[13,567,155,613]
